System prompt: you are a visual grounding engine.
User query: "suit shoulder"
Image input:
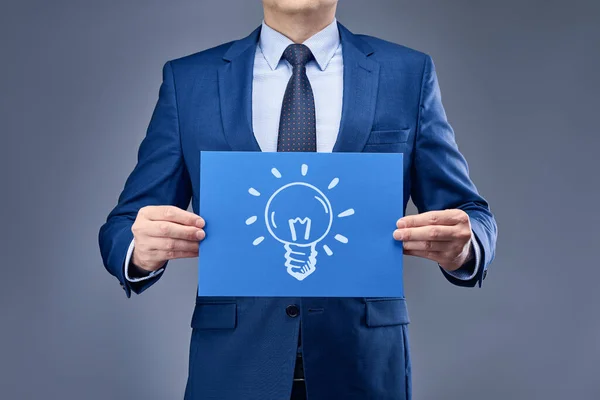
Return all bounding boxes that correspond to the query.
[356,34,430,71]
[165,40,234,73]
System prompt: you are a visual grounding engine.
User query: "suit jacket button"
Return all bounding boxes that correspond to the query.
[286,305,300,318]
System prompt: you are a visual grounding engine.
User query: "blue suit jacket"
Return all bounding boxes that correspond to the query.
[99,22,497,400]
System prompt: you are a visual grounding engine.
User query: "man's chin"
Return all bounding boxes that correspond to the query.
[264,0,336,14]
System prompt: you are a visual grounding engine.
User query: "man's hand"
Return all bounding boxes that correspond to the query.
[131,205,205,272]
[393,209,473,272]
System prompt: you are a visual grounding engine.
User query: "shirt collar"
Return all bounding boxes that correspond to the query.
[258,18,340,71]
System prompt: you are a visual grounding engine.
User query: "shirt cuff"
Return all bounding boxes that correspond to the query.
[442,231,481,281]
[124,238,165,282]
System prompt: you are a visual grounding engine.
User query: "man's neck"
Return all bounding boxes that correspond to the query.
[263,6,336,43]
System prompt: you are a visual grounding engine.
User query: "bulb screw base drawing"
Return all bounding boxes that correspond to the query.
[284,243,317,281]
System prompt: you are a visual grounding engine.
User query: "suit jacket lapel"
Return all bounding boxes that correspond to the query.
[333,23,380,153]
[218,27,262,152]
[217,23,379,153]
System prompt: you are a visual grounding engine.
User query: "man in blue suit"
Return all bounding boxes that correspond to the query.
[99,0,497,399]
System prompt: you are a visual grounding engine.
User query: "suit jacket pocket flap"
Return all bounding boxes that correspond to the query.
[366,128,411,145]
[191,303,237,330]
[366,298,410,327]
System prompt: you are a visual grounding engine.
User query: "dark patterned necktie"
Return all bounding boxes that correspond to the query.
[277,44,316,152]
[276,45,315,388]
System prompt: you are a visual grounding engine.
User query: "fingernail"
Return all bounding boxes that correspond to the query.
[196,230,205,240]
[397,220,405,229]
[196,218,205,228]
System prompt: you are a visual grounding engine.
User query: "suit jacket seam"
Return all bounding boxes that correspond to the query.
[167,60,184,158]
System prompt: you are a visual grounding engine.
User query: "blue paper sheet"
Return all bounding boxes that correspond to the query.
[198,151,404,297]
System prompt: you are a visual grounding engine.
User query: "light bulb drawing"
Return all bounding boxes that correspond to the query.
[246,163,355,281]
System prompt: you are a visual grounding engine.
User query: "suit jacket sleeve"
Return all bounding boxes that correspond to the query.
[98,61,193,298]
[410,55,498,288]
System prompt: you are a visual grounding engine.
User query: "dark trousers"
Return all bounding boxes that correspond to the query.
[290,350,306,400]
[290,379,306,400]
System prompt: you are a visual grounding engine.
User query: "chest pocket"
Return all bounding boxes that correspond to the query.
[366,128,411,145]
[363,128,411,152]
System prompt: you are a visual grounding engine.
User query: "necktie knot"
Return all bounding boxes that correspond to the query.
[282,44,314,69]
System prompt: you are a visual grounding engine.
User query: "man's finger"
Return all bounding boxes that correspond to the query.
[396,209,468,228]
[403,249,453,262]
[143,237,201,252]
[393,225,457,241]
[402,240,450,252]
[143,205,205,227]
[147,221,204,241]
[403,249,442,263]
[160,250,199,261]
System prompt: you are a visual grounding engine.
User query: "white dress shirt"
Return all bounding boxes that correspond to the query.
[124,18,480,283]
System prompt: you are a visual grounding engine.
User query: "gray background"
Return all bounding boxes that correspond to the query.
[1,0,599,399]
